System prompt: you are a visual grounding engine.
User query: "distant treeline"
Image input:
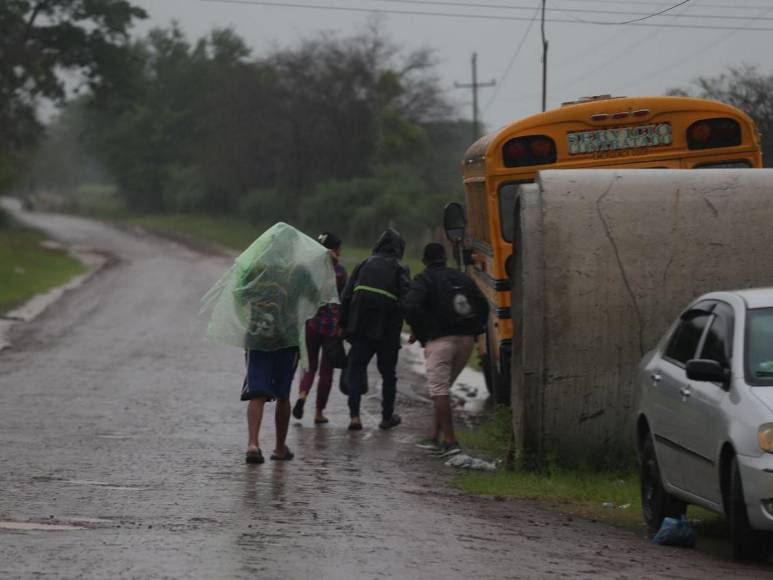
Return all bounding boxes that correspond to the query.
[23,24,473,246]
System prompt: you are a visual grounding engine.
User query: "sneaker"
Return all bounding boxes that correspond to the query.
[415,437,441,452]
[378,414,402,430]
[292,398,305,420]
[435,442,462,458]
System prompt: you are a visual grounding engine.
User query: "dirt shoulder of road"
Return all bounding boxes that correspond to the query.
[0,200,112,351]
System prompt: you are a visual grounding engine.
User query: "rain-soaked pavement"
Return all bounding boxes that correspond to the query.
[1,206,771,578]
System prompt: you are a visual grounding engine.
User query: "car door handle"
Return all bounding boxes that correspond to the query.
[680,385,692,398]
[650,372,662,385]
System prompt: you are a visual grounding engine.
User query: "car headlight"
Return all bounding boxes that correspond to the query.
[758,423,773,454]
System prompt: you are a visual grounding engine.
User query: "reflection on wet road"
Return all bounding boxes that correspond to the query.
[0,210,770,578]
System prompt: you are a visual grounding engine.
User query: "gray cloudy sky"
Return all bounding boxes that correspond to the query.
[130,0,772,132]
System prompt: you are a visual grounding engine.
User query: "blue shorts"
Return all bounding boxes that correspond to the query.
[241,347,299,402]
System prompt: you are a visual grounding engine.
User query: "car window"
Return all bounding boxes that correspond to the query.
[665,313,710,365]
[746,307,773,386]
[699,305,733,367]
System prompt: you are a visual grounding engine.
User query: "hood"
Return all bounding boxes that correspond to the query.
[750,386,773,416]
[372,228,405,259]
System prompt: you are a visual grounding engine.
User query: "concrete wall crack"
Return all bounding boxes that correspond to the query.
[595,182,645,357]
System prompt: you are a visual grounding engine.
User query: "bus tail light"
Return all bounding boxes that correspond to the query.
[687,118,741,150]
[612,111,629,119]
[632,109,650,117]
[503,135,557,167]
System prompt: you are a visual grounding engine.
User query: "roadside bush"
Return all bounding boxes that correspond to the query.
[0,207,10,229]
[237,188,291,225]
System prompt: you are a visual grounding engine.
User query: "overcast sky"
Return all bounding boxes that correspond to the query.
[129,0,772,133]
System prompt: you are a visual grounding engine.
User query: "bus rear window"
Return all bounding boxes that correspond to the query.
[498,181,532,243]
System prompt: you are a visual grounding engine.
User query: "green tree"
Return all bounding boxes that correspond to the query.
[0,0,146,188]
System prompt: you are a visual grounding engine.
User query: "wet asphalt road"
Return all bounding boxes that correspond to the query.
[1,209,771,579]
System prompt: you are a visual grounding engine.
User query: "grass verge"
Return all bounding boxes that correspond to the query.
[453,407,726,536]
[0,224,87,315]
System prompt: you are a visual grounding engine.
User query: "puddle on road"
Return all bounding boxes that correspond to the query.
[32,475,147,491]
[64,479,147,491]
[95,433,136,440]
[0,521,85,531]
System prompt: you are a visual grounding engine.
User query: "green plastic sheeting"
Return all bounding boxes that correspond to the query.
[201,223,338,369]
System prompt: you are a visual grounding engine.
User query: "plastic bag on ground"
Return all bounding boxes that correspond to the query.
[200,222,338,369]
[444,453,497,472]
[651,516,696,548]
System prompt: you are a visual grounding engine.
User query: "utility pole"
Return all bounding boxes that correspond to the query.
[455,52,495,142]
[541,0,548,112]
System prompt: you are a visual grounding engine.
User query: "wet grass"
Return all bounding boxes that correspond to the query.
[126,214,264,251]
[452,406,727,537]
[0,224,87,314]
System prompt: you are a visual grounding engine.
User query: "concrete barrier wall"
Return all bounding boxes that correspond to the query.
[511,169,773,466]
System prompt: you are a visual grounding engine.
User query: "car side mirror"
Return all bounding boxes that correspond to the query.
[443,202,467,244]
[686,358,730,386]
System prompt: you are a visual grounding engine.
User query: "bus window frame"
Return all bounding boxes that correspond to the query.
[498,180,533,243]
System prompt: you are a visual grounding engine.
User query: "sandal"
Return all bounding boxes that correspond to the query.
[292,399,305,420]
[314,416,329,424]
[245,449,264,464]
[270,446,295,461]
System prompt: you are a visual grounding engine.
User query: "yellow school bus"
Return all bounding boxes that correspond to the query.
[457,95,762,404]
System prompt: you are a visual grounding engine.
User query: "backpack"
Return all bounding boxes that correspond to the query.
[431,270,481,330]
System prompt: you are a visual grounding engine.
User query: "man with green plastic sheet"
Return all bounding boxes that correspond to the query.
[201,223,338,464]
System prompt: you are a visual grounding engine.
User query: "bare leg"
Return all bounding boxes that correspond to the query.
[247,398,266,452]
[434,395,456,444]
[274,397,291,456]
[431,405,442,442]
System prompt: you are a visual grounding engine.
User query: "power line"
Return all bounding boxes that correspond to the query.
[557,0,692,25]
[379,0,771,22]
[199,0,773,31]
[554,0,768,9]
[483,2,540,115]
[615,5,773,94]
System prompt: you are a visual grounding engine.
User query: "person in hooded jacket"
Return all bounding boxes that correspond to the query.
[339,228,411,431]
[404,242,489,457]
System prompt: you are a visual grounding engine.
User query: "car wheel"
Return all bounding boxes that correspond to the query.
[729,456,771,561]
[640,436,686,531]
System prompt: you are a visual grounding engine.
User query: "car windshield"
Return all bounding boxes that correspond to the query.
[746,307,773,385]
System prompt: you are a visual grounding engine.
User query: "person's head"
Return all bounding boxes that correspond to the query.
[318,231,342,259]
[372,228,405,259]
[422,242,447,266]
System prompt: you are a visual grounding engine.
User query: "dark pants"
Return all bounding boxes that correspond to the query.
[346,338,399,420]
[298,325,334,412]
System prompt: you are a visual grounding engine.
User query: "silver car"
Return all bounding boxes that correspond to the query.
[635,288,773,561]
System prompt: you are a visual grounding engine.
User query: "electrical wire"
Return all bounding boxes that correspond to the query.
[615,5,773,94]
[552,0,767,10]
[482,1,541,116]
[557,0,692,25]
[199,0,773,32]
[378,0,773,22]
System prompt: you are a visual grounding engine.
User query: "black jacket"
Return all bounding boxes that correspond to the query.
[404,262,489,345]
[340,229,411,343]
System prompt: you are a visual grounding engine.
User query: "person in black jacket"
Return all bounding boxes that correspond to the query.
[340,228,411,431]
[404,242,489,457]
